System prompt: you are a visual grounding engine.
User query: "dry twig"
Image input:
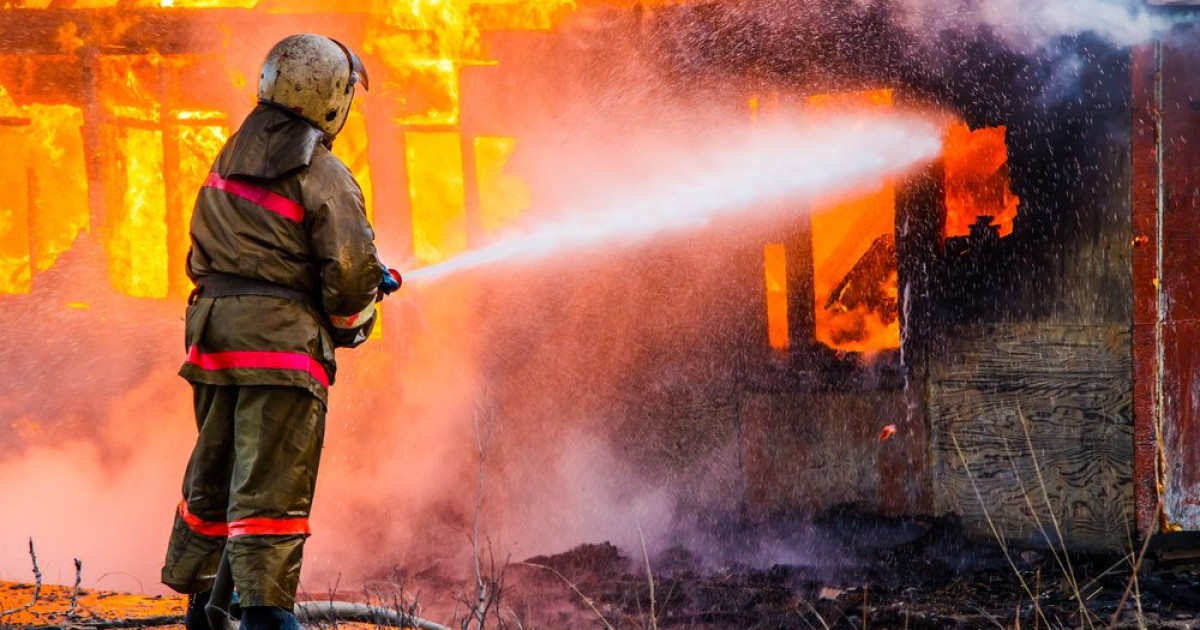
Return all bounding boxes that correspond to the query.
[521,562,615,630]
[1016,407,1095,630]
[68,558,83,619]
[28,614,184,629]
[636,524,658,630]
[1105,505,1159,630]
[0,538,43,619]
[796,598,831,630]
[950,433,1052,630]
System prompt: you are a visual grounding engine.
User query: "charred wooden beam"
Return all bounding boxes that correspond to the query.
[0,9,366,56]
[877,160,945,516]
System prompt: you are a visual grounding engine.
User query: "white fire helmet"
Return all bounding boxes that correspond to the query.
[257,34,370,137]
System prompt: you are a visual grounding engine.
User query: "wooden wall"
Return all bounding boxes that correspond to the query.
[911,37,1136,551]
[742,391,904,517]
[929,324,1134,551]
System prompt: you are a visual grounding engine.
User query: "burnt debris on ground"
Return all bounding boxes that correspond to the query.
[509,508,1200,630]
[4,508,1199,629]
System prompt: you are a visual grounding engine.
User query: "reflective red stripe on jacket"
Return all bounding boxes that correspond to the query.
[179,501,311,538]
[186,346,330,388]
[203,173,305,222]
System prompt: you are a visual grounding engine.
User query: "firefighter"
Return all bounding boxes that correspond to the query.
[160,34,397,630]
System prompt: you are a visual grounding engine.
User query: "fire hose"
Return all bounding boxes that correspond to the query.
[206,550,453,630]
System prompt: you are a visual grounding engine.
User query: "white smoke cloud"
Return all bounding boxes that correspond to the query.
[887,0,1193,48]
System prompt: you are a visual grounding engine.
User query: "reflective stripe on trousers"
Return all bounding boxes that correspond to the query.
[161,383,326,610]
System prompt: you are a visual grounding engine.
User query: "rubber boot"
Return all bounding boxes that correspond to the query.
[185,591,213,630]
[239,606,302,630]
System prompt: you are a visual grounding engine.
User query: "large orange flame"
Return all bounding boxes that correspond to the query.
[944,122,1019,238]
[808,89,900,353]
[0,86,89,295]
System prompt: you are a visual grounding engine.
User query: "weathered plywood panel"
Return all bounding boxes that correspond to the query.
[742,391,904,517]
[930,324,1134,552]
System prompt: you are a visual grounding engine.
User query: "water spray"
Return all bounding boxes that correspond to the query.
[397,113,946,285]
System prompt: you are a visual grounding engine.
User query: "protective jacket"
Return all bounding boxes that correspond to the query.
[179,103,384,403]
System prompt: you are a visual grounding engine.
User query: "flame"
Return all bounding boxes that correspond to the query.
[332,104,375,224]
[173,122,230,291]
[407,131,468,265]
[807,89,900,353]
[366,0,575,125]
[161,0,259,7]
[99,55,162,123]
[0,86,89,295]
[944,122,1019,237]
[475,136,530,235]
[105,126,169,298]
[0,1,648,299]
[763,243,789,353]
[0,125,32,294]
[28,103,90,275]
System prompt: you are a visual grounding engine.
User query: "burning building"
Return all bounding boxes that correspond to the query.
[1,0,1199,594]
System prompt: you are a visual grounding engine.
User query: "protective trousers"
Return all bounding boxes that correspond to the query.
[162,384,326,609]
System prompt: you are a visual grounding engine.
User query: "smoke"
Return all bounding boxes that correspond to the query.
[0,242,190,592]
[883,0,1195,49]
[0,360,191,593]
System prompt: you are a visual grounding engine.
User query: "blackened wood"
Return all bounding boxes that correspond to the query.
[929,323,1134,552]
[785,213,815,348]
[881,161,945,515]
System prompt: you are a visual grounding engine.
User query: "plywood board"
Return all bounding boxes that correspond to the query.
[930,324,1134,552]
[742,390,905,517]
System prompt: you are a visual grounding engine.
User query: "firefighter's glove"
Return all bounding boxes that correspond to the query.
[378,268,402,299]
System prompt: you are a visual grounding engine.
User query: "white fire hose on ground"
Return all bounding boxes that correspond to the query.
[207,550,452,630]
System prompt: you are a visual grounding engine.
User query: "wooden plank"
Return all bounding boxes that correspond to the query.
[930,323,1134,552]
[932,324,1130,377]
[1163,321,1200,528]
[880,161,945,515]
[742,391,904,517]
[1158,31,1200,531]
[1130,44,1162,534]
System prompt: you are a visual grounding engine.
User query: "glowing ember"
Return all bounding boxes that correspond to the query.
[943,123,1019,238]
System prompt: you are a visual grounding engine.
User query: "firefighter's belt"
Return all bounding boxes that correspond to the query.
[192,274,313,305]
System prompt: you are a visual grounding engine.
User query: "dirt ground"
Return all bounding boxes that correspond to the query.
[3,512,1199,630]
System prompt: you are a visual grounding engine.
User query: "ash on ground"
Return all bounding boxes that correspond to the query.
[501,508,1199,630]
